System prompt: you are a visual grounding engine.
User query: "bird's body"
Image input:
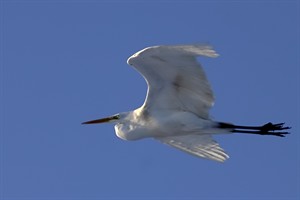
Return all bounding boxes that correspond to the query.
[83,44,290,162]
[114,108,224,141]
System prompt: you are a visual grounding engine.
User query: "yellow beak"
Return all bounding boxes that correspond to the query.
[82,115,119,125]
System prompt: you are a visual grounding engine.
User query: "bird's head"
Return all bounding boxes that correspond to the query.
[82,112,142,141]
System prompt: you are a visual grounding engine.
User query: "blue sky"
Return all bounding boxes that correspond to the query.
[1,1,299,199]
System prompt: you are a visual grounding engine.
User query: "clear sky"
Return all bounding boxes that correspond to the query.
[1,1,299,200]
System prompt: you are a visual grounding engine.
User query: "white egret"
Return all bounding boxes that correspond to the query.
[82,44,290,162]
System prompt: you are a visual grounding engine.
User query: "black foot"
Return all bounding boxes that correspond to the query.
[258,122,291,137]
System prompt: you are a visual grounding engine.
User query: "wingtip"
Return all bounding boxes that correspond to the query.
[182,44,220,58]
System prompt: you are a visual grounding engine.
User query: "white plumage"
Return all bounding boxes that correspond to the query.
[83,44,290,162]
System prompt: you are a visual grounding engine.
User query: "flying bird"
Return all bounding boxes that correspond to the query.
[82,44,290,162]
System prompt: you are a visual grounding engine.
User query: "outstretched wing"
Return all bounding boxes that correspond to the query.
[157,135,229,162]
[127,44,218,119]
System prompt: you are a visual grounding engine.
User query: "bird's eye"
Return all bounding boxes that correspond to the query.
[112,115,120,120]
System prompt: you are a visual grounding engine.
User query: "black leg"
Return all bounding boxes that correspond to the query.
[218,122,291,137]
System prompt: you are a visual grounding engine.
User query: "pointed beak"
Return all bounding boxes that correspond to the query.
[82,115,119,125]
